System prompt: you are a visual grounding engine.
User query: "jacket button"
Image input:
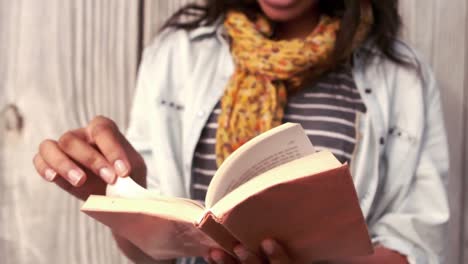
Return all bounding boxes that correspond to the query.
[2,104,23,132]
[379,137,385,145]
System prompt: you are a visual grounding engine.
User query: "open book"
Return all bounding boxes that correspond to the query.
[82,123,373,262]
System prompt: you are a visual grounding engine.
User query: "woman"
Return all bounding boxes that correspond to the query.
[33,0,449,263]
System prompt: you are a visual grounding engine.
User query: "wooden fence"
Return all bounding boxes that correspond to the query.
[0,0,466,263]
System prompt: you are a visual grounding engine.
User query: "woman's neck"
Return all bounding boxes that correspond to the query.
[274,8,320,40]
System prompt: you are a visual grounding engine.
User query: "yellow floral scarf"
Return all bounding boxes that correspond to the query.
[215,3,373,166]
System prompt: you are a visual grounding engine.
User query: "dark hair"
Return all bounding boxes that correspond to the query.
[162,0,411,68]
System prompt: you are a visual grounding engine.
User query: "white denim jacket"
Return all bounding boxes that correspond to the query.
[126,22,450,263]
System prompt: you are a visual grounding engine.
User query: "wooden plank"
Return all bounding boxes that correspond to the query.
[399,1,436,64]
[463,2,468,263]
[430,1,466,263]
[400,1,467,263]
[0,0,140,263]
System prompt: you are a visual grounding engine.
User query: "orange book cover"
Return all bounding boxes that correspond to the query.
[198,165,373,262]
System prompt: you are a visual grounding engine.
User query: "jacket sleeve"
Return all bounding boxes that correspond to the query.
[368,56,450,264]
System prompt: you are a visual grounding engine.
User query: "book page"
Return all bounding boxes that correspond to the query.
[205,123,315,207]
[107,176,205,209]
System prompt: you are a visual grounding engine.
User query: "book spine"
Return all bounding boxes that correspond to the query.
[197,211,240,256]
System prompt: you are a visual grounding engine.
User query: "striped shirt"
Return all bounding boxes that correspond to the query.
[181,64,366,264]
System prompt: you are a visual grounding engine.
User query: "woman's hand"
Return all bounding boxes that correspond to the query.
[206,239,291,264]
[205,240,409,264]
[33,116,146,201]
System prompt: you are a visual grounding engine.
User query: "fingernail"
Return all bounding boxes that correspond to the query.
[262,240,275,255]
[234,246,248,261]
[44,169,57,181]
[99,167,116,184]
[68,169,83,186]
[211,251,224,264]
[114,160,128,176]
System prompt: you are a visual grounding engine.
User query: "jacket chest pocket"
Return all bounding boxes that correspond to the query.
[155,96,185,158]
[384,125,419,173]
[156,97,185,125]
